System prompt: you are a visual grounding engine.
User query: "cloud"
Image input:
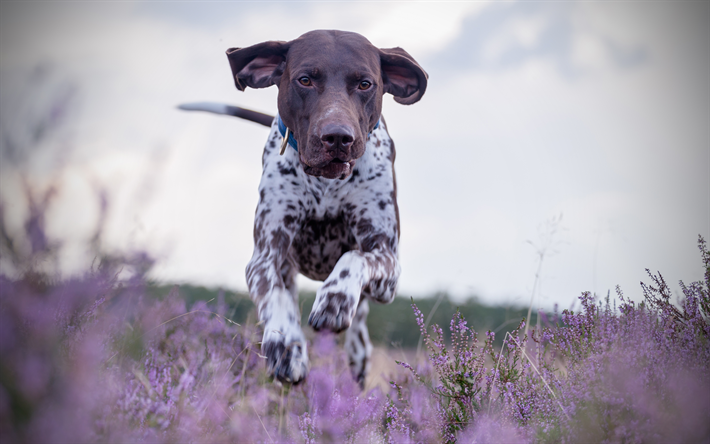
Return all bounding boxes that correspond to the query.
[427,2,649,78]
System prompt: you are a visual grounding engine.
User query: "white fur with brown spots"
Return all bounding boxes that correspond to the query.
[247,118,400,386]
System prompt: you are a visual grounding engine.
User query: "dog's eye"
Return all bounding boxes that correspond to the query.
[358,81,372,90]
[298,77,311,86]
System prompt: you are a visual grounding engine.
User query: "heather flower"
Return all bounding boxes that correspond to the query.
[3,189,709,443]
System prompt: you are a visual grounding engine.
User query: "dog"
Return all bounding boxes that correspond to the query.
[224,30,427,386]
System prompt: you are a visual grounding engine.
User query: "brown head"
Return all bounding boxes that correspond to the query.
[227,30,428,179]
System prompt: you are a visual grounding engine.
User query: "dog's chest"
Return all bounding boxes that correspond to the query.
[289,211,356,280]
[288,159,381,281]
[260,121,395,279]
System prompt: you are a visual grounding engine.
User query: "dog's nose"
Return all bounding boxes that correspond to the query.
[320,124,354,152]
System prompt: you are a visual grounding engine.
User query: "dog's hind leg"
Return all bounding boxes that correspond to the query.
[345,296,373,389]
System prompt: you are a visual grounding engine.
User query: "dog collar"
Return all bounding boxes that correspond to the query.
[277,115,381,155]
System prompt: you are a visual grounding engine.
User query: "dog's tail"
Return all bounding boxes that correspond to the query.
[177,102,274,127]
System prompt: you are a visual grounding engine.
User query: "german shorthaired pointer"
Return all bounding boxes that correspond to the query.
[225,30,427,386]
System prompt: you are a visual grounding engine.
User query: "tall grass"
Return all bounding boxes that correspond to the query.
[1,188,708,442]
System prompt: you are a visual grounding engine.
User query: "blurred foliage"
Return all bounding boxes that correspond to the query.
[147,284,541,348]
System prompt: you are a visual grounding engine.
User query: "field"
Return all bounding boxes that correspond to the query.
[2,4,708,441]
[1,207,709,443]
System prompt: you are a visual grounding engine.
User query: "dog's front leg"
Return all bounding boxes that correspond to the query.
[246,222,308,384]
[308,235,399,333]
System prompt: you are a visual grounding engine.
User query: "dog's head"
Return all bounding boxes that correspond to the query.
[227,30,427,179]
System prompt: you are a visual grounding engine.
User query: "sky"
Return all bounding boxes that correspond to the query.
[1,1,708,311]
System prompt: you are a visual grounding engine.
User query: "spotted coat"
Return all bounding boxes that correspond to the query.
[228,30,427,386]
[246,117,399,385]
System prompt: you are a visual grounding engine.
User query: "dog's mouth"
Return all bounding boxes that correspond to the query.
[303,158,356,180]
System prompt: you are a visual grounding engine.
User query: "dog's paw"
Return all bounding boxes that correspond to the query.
[262,329,309,384]
[309,287,358,333]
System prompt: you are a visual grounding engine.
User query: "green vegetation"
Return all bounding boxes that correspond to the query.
[147,283,541,348]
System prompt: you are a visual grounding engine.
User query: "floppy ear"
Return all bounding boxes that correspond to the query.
[226,41,290,91]
[379,47,428,105]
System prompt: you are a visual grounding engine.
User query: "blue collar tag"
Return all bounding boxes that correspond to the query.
[277,115,380,153]
[277,116,299,152]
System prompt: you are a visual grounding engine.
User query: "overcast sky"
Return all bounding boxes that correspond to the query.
[1,1,708,310]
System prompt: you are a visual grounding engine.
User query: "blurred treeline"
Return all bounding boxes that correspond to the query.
[148,284,543,348]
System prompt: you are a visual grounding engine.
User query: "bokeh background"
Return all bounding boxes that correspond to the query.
[1,1,708,311]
